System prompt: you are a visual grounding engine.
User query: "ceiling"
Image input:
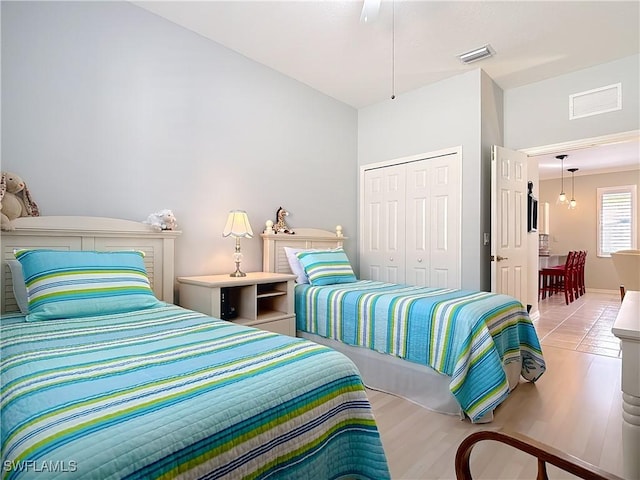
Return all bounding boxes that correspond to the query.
[133,0,640,176]
[533,137,640,180]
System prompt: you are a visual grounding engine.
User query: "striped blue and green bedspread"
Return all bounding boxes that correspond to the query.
[295,281,546,422]
[1,304,390,479]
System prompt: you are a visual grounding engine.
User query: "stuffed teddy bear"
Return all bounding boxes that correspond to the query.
[143,209,178,231]
[0,172,40,231]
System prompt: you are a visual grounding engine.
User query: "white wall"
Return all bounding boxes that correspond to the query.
[357,70,484,290]
[1,1,359,280]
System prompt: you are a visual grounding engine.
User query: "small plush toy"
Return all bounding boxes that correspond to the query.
[0,172,40,231]
[143,209,178,231]
[274,206,294,234]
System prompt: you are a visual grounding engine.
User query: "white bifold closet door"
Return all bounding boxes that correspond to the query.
[361,163,407,284]
[360,150,460,288]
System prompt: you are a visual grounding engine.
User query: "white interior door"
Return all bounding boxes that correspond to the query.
[361,164,406,283]
[491,145,528,304]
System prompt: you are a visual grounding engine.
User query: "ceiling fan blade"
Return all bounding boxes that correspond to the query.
[360,0,381,23]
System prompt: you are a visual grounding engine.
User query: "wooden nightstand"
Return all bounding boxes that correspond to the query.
[177,272,297,336]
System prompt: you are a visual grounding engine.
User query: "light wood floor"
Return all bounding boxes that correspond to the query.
[368,292,623,479]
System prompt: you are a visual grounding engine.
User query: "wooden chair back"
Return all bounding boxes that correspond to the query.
[455,429,623,480]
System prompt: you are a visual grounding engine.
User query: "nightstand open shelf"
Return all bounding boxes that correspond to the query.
[177,272,297,336]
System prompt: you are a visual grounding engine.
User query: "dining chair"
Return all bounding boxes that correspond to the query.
[570,250,585,299]
[576,250,587,297]
[539,251,576,304]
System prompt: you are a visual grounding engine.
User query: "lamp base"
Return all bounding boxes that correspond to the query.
[230,260,246,277]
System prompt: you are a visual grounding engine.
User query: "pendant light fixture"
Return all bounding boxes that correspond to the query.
[568,168,578,209]
[556,154,568,204]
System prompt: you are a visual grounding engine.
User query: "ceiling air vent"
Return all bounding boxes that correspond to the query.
[457,44,495,64]
[569,83,622,120]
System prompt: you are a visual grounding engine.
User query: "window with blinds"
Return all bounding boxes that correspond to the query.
[597,185,637,257]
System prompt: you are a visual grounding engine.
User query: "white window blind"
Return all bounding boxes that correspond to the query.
[597,185,637,257]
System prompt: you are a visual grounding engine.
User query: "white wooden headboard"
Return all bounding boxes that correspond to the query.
[262,227,346,274]
[1,216,181,313]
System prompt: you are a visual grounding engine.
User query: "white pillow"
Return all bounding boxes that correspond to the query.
[283,247,310,284]
[7,259,29,314]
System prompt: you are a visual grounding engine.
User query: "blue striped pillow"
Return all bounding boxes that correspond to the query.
[296,248,357,286]
[15,249,162,321]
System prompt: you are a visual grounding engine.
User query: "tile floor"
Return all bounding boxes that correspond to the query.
[534,290,622,358]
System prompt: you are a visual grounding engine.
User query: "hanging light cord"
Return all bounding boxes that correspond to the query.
[391,0,396,100]
[556,154,568,202]
[571,172,575,200]
[568,168,578,207]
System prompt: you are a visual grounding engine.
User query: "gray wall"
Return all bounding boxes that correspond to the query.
[504,55,640,150]
[358,69,484,290]
[1,1,359,278]
[480,71,504,292]
[3,1,638,297]
[539,169,640,291]
[504,53,639,299]
[357,54,640,295]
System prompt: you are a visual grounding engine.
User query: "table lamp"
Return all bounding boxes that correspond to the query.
[222,210,253,277]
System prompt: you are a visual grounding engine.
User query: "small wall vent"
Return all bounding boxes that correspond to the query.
[569,83,622,120]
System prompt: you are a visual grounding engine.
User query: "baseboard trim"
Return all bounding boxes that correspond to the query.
[586,288,619,295]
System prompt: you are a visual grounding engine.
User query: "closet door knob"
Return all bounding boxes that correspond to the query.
[417,258,423,263]
[389,257,394,262]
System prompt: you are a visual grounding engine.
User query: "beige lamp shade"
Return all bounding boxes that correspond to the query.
[222,210,253,238]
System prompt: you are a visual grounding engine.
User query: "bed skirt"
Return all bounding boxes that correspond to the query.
[298,331,522,423]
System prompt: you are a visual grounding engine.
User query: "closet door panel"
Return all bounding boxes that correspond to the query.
[406,159,430,287]
[362,165,406,282]
[429,155,461,288]
[362,170,383,280]
[433,268,450,288]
